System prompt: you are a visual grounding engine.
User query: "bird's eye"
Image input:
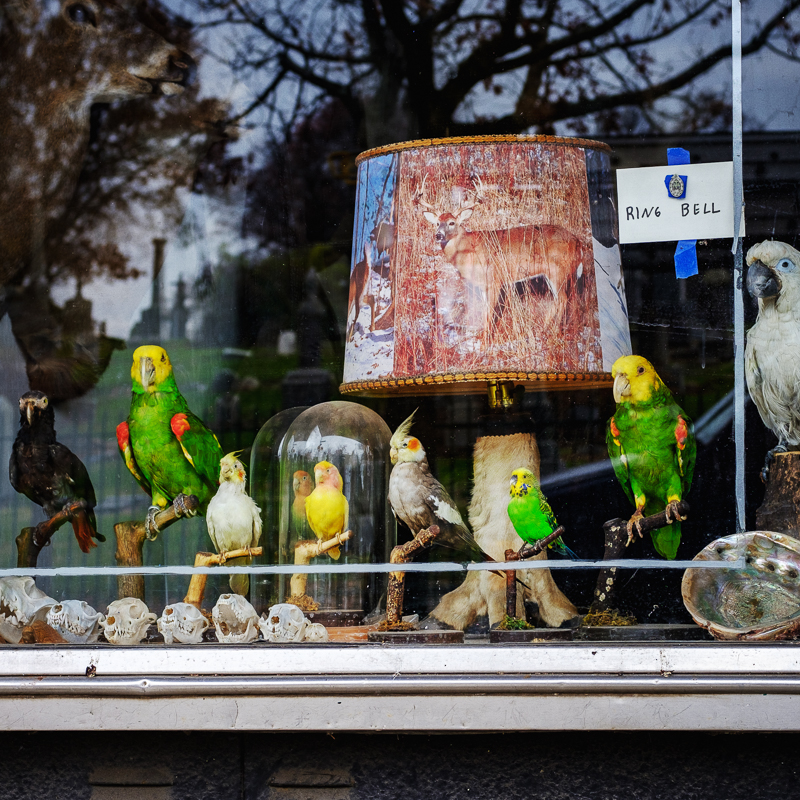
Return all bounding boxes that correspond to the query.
[161,353,166,362]
[776,258,796,272]
[42,398,48,406]
[66,3,96,26]
[402,443,407,448]
[636,366,645,375]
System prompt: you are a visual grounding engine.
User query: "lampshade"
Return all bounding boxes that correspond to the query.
[341,135,631,396]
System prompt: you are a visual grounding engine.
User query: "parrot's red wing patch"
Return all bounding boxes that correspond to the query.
[675,415,689,450]
[171,413,191,440]
[116,421,130,451]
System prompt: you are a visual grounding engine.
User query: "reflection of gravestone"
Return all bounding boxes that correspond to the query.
[170,275,189,341]
[281,269,335,408]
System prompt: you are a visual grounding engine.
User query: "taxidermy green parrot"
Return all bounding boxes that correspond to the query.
[607,354,696,560]
[116,345,224,539]
[507,467,578,559]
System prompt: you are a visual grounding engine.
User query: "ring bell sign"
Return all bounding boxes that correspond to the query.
[616,161,740,244]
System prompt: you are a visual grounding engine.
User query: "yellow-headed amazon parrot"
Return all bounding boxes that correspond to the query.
[607,354,696,560]
[116,345,223,539]
[507,467,578,558]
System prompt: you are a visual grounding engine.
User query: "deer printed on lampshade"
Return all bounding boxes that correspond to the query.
[341,137,631,396]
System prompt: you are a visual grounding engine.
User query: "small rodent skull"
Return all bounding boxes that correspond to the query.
[158,602,209,644]
[212,593,259,643]
[47,600,105,644]
[100,597,156,645]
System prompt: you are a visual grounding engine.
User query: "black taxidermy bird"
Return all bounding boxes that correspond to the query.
[9,390,104,552]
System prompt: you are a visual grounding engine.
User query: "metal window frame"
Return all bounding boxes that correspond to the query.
[1,642,799,732]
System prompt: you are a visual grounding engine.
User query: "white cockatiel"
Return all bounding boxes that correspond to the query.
[206,452,262,595]
[745,240,800,479]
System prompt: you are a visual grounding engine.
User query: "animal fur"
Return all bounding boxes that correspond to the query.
[427,433,577,630]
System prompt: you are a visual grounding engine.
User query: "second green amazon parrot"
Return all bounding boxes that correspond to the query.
[116,345,224,539]
[507,467,578,559]
[607,354,696,560]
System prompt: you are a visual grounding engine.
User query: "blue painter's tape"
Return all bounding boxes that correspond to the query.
[667,147,691,166]
[675,239,698,278]
[668,148,696,278]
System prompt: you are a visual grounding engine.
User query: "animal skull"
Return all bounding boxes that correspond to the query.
[212,593,259,643]
[100,598,156,645]
[46,600,105,644]
[0,576,56,630]
[259,603,309,643]
[158,602,209,645]
[303,622,330,643]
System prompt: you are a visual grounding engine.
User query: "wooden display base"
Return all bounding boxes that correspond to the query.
[489,627,573,643]
[367,629,465,645]
[575,624,711,642]
[305,609,364,628]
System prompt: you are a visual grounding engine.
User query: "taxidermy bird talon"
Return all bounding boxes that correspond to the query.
[626,510,645,546]
[145,506,161,541]
[761,443,788,484]
[174,493,197,518]
[664,501,683,524]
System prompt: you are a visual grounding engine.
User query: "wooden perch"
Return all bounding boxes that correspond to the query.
[16,500,88,569]
[503,528,564,619]
[288,530,354,607]
[183,546,264,608]
[591,501,690,612]
[114,495,201,601]
[384,524,440,629]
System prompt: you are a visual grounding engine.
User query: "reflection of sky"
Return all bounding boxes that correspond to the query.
[52,1,800,339]
[352,154,397,271]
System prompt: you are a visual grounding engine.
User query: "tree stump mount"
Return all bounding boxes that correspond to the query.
[756,451,800,539]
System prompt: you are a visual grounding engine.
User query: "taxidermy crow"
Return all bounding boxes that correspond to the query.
[10,390,104,552]
[745,240,800,481]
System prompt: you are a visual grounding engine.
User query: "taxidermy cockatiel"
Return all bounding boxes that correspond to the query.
[745,240,800,481]
[10,390,105,553]
[507,468,578,559]
[117,345,224,539]
[292,469,312,533]
[607,355,696,560]
[388,411,513,578]
[304,461,348,559]
[206,452,262,595]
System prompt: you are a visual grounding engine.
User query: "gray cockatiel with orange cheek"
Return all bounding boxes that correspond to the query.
[745,240,800,480]
[387,411,505,573]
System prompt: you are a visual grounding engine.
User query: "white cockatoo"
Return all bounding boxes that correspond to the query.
[206,452,262,595]
[745,240,800,480]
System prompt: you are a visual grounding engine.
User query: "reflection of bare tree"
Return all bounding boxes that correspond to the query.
[196,0,800,143]
[0,0,230,400]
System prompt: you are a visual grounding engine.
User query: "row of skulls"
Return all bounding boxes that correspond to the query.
[0,577,328,645]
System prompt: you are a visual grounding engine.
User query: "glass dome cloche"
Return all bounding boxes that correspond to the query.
[253,401,392,627]
[249,406,309,608]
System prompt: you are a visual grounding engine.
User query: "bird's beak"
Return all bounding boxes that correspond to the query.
[140,356,156,391]
[613,372,631,403]
[389,446,397,465]
[26,402,34,426]
[746,260,781,300]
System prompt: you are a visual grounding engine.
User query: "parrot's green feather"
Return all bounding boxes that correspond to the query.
[122,366,223,515]
[608,379,695,560]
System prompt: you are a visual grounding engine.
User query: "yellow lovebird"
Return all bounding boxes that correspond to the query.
[304,461,349,560]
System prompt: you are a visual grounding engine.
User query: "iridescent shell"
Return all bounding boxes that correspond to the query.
[682,531,800,640]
